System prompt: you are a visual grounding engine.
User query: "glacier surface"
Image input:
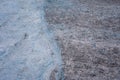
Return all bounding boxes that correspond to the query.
[0,0,63,80]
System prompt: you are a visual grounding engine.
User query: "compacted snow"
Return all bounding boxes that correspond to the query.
[0,0,63,80]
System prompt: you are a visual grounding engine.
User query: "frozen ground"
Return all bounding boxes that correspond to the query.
[0,0,63,80]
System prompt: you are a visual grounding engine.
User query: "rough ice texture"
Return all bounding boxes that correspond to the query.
[0,0,120,80]
[0,0,63,80]
[45,0,120,80]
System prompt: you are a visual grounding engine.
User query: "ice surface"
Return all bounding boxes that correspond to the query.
[0,0,63,80]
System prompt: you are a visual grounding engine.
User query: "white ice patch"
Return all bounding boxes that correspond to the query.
[0,0,63,80]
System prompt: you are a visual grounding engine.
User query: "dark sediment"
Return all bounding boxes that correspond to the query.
[45,0,120,80]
